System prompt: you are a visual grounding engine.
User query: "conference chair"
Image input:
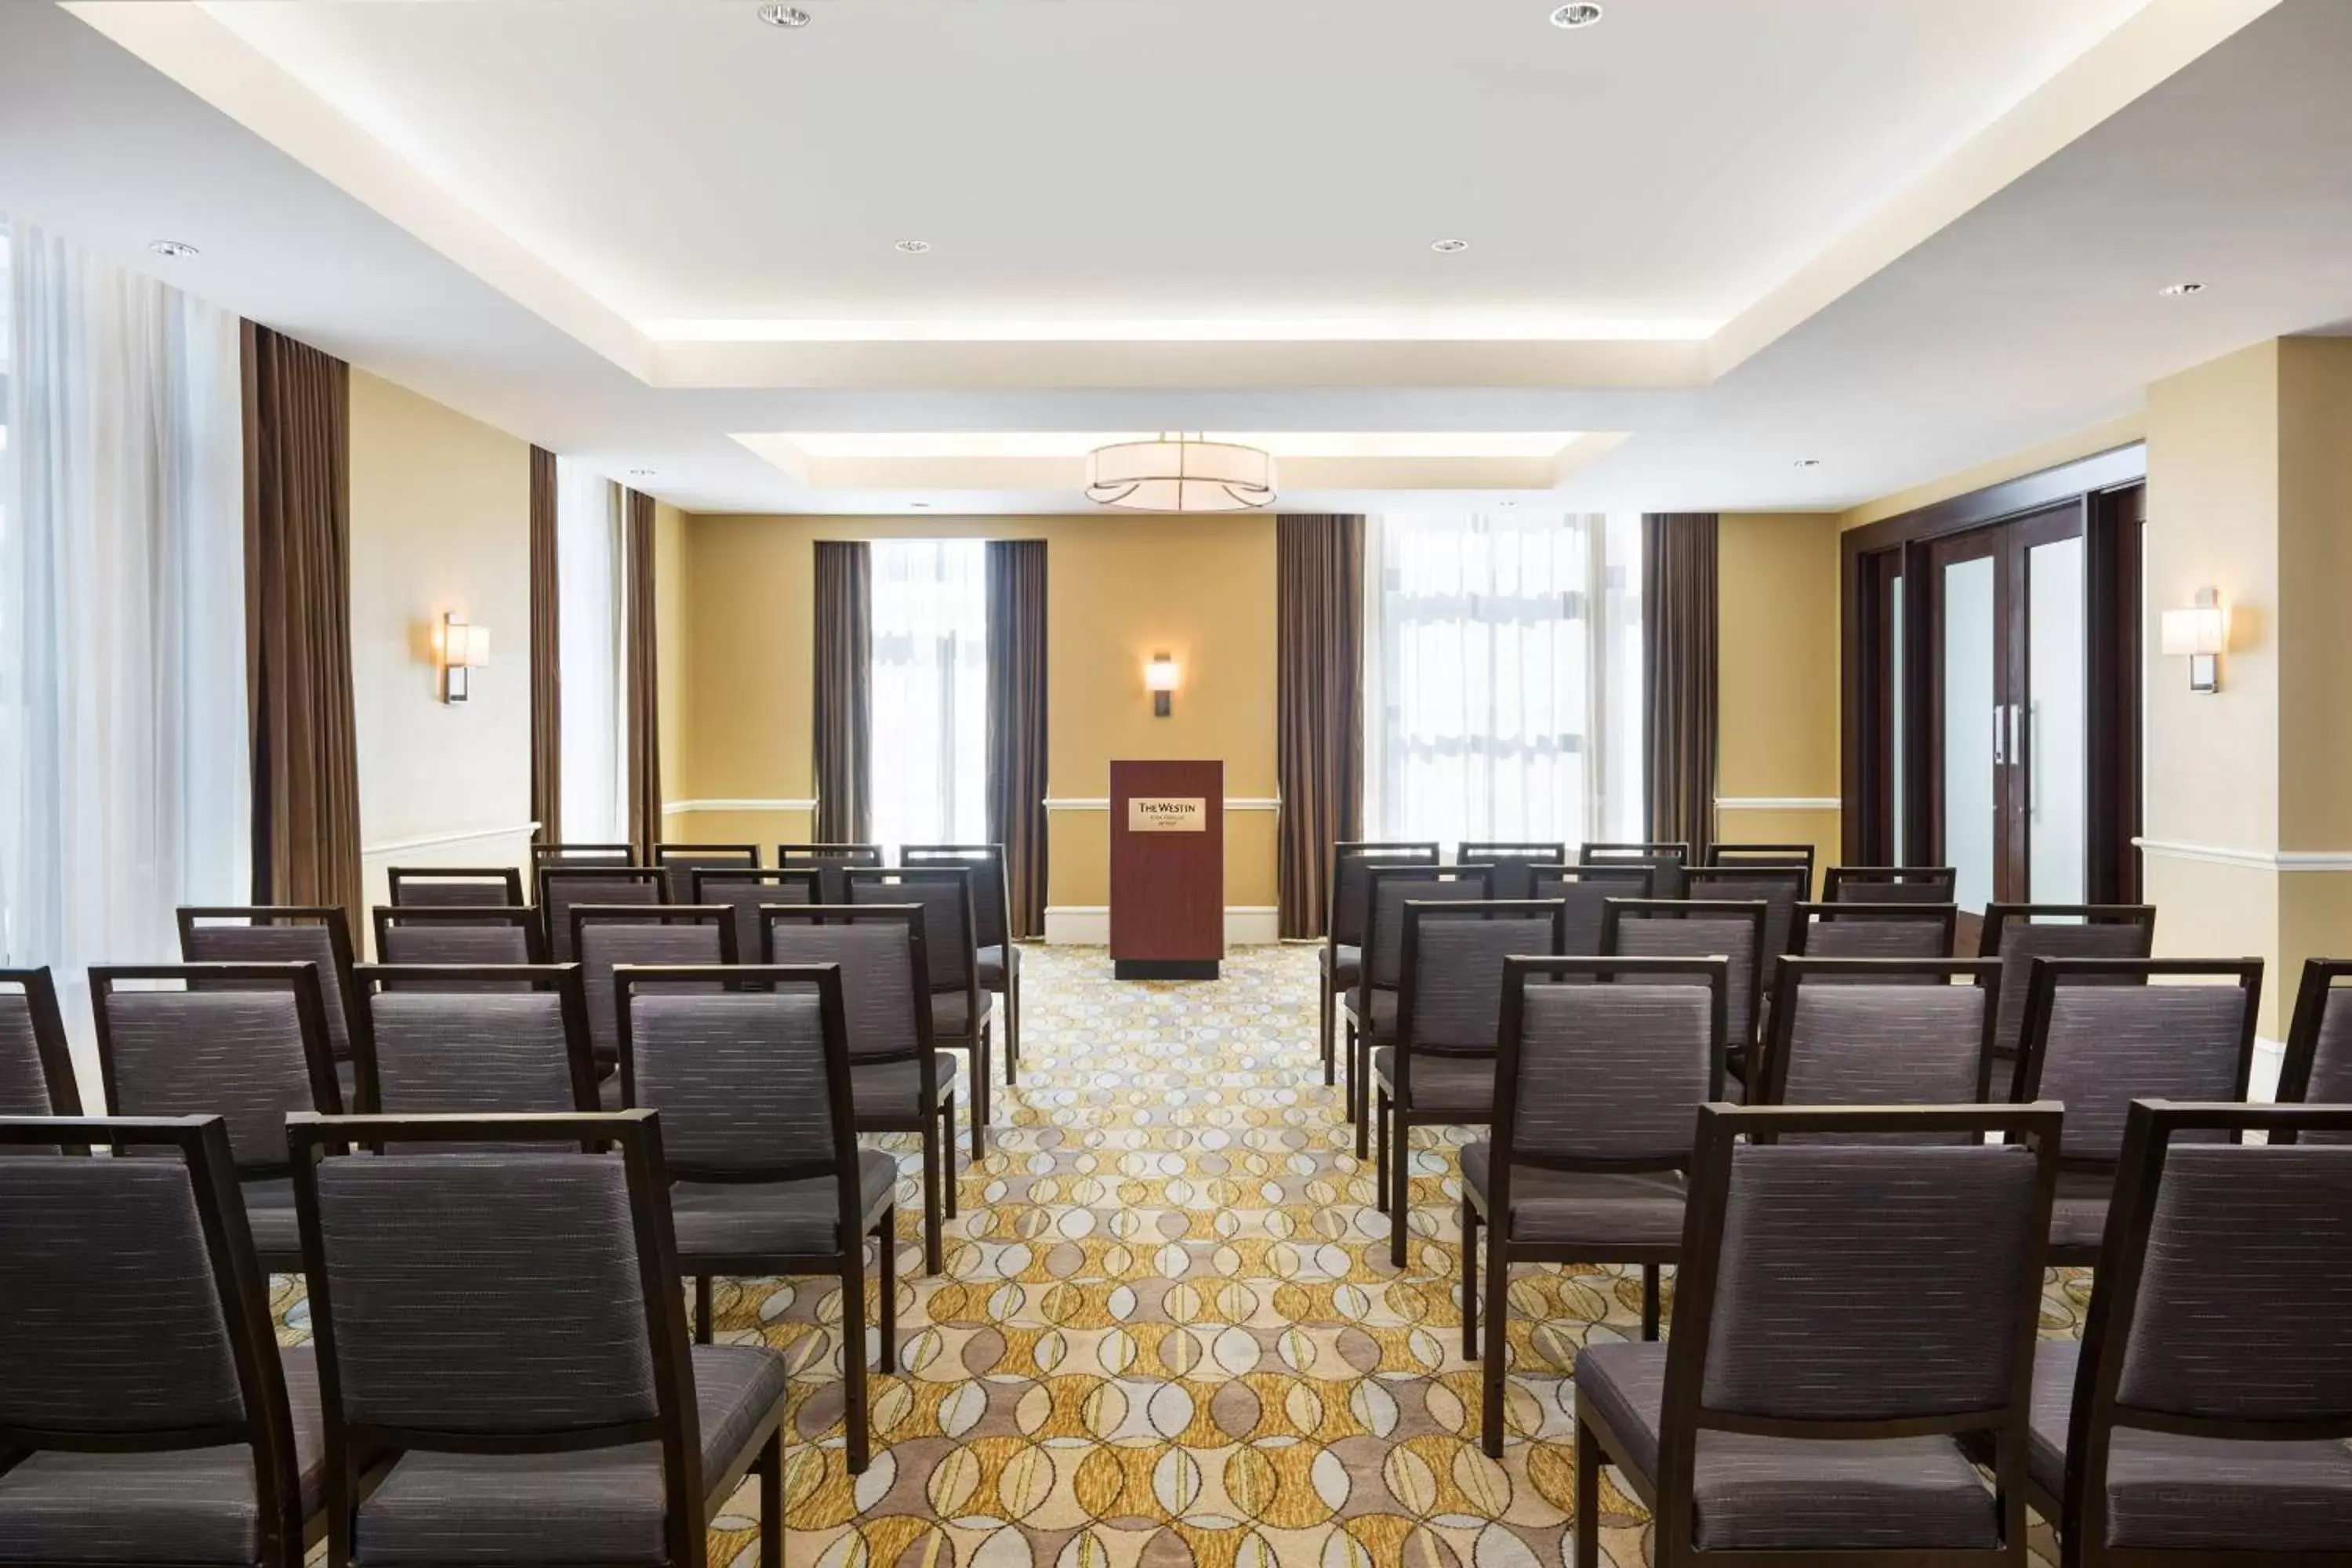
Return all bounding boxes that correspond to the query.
[1580,840,1691,898]
[0,967,81,1117]
[1704,840,1817,893]
[1980,903,2158,1059]
[287,1109,789,1566]
[1456,841,1567,901]
[2012,956,2262,1265]
[1823,864,1958,904]
[531,841,635,869]
[2276,957,2352,1125]
[690,866,821,968]
[371,905,543,974]
[1320,841,1442,1085]
[1601,898,1769,1077]
[614,965,894,1474]
[847,866,991,1152]
[653,841,760,903]
[572,906,737,1094]
[0,1113,326,1567]
[767,903,956,1274]
[1573,1102,2063,1566]
[1465,953,1729,1431]
[2022,1099,2352,1564]
[1529,864,1657,960]
[350,963,597,1120]
[776,843,884,904]
[536,865,663,963]
[1682,863,1809,974]
[1371,897,1566,1269]
[179,906,364,1101]
[902,844,1023,1083]
[1347,864,1493,1148]
[385,866,526,908]
[1790,899,1958,966]
[1754,956,2004,1120]
[90,962,342,1270]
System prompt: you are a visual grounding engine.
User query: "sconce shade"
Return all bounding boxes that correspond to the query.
[2160,604,2226,657]
[459,625,491,669]
[1144,655,1181,692]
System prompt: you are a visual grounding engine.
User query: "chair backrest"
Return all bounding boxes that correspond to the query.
[1789,901,1958,971]
[573,908,736,1065]
[1396,899,1566,1055]
[1706,842,1817,895]
[1602,898,1769,1049]
[652,843,761,903]
[690,867,822,967]
[532,842,636,869]
[1330,841,1442,948]
[180,906,361,1064]
[1581,840,1690,898]
[372,906,543,977]
[1529,865,1656,959]
[616,965,855,1185]
[1490,955,1726,1170]
[288,1108,702,1552]
[847,867,975,996]
[1682,866,1809,964]
[2063,1100,2352,1552]
[0,1112,304,1546]
[764,906,930,1066]
[536,866,664,962]
[1456,842,1566,902]
[1653,1103,2060,1559]
[2278,959,2352,1144]
[386,866,525,909]
[1822,865,1958,905]
[902,845,1011,953]
[353,966,596,1120]
[777,844,885,903]
[1363,866,1494,994]
[2015,958,2260,1167]
[0,967,81,1118]
[1982,903,2156,1058]
[92,964,342,1174]
[1756,959,2003,1138]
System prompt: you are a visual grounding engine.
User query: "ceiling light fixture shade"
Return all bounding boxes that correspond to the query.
[1085,434,1276,513]
[1551,3,1604,28]
[756,4,811,27]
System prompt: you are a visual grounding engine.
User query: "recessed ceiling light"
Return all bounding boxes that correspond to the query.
[1431,238,1470,254]
[628,468,657,477]
[2158,281,2206,296]
[1794,458,1821,468]
[895,239,932,255]
[1551,3,1604,28]
[909,501,932,509]
[756,4,811,27]
[1496,499,1519,508]
[149,239,198,259]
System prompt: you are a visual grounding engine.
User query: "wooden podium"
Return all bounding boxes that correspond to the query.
[1109,759,1223,979]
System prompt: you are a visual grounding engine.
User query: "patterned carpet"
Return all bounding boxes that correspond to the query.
[274,942,2083,1565]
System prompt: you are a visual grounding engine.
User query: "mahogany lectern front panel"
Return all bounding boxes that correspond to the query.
[1109,759,1224,980]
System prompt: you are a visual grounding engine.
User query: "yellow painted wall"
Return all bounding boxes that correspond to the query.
[1715,513,1842,888]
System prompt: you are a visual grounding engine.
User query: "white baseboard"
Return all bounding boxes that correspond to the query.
[1043,906,1281,946]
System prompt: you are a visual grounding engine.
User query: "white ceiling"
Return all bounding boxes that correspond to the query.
[2,0,2348,515]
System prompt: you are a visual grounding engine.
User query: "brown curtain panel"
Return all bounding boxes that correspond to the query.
[1642,511,1720,858]
[986,539,1050,938]
[1276,514,1366,938]
[812,539,873,844]
[529,446,561,846]
[241,321,362,927]
[623,488,661,861]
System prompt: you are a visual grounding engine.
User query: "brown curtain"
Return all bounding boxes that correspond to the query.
[1276,514,1365,938]
[1642,512,1719,858]
[986,539,1049,938]
[624,488,660,861]
[529,446,561,846]
[812,540,872,844]
[241,321,362,927]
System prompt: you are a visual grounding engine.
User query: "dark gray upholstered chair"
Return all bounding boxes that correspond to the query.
[372,906,544,972]
[1602,898,1769,1076]
[180,907,364,1102]
[690,866,821,971]
[768,905,956,1274]
[572,906,739,1091]
[0,967,82,1119]
[1457,842,1567,902]
[536,866,664,963]
[1581,840,1691,898]
[2024,1100,2352,1564]
[1684,865,1809,973]
[1373,898,1567,1269]
[286,1109,788,1566]
[1755,957,2004,1129]
[384,866,524,908]
[848,866,992,1152]
[776,843,885,904]
[1466,954,1728,1444]
[91,963,342,1272]
[1705,841,1817,893]
[654,841,761,903]
[1321,842,1441,1087]
[1791,899,1959,967]
[0,1113,325,1568]
[2013,957,2262,1266]
[2278,958,2352,1139]
[1981,903,2157,1060]
[1573,1102,2063,1566]
[1824,864,1958,903]
[350,964,597,1122]
[903,845,1024,1084]
[531,841,635,869]
[1529,864,1657,960]
[1348,866,1494,1142]
[614,964,894,1473]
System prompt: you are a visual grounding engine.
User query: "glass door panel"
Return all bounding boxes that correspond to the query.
[1941,555,1999,911]
[2026,535,2087,902]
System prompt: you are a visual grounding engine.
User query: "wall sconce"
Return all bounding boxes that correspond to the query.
[436,613,492,704]
[2160,588,2227,694]
[1145,652,1181,717]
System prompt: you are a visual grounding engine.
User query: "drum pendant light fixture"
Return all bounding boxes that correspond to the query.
[1084,434,1276,513]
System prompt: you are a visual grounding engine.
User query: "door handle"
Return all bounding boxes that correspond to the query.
[1992,706,2006,768]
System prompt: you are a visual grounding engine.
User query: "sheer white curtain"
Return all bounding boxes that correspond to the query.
[0,220,249,1088]
[1363,510,1642,848]
[869,537,986,856]
[556,458,626,844]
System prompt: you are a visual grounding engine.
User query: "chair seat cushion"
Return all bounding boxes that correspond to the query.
[2026,1341,2352,1550]
[2048,1169,2112,1253]
[1461,1143,1686,1246]
[1342,989,1397,1041]
[1370,1047,1494,1119]
[976,944,1019,990]
[0,1345,325,1566]
[668,1149,898,1262]
[851,1052,959,1117]
[1319,944,1363,991]
[1576,1341,1999,1552]
[598,1071,626,1112]
[929,989,982,1040]
[354,1344,787,1566]
[241,1175,302,1265]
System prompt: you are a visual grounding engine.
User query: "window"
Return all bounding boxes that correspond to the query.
[556,459,625,843]
[869,537,987,855]
[1365,510,1642,846]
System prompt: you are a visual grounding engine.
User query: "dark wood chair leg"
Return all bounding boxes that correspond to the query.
[840,1250,869,1475]
[1389,1106,1411,1270]
[876,1211,898,1374]
[942,1091,960,1219]
[1480,1228,1509,1458]
[758,1431,783,1568]
[975,1025,992,1159]
[1574,1415,1601,1567]
[1005,975,1020,1083]
[1368,1086,1385,1186]
[920,1110,943,1276]
[695,1275,713,1345]
[1345,1019,1359,1127]
[1320,979,1335,1086]
[1642,1264,1661,1341]
[1461,1195,1479,1361]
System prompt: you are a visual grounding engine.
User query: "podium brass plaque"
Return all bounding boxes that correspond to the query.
[1127,797,1208,833]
